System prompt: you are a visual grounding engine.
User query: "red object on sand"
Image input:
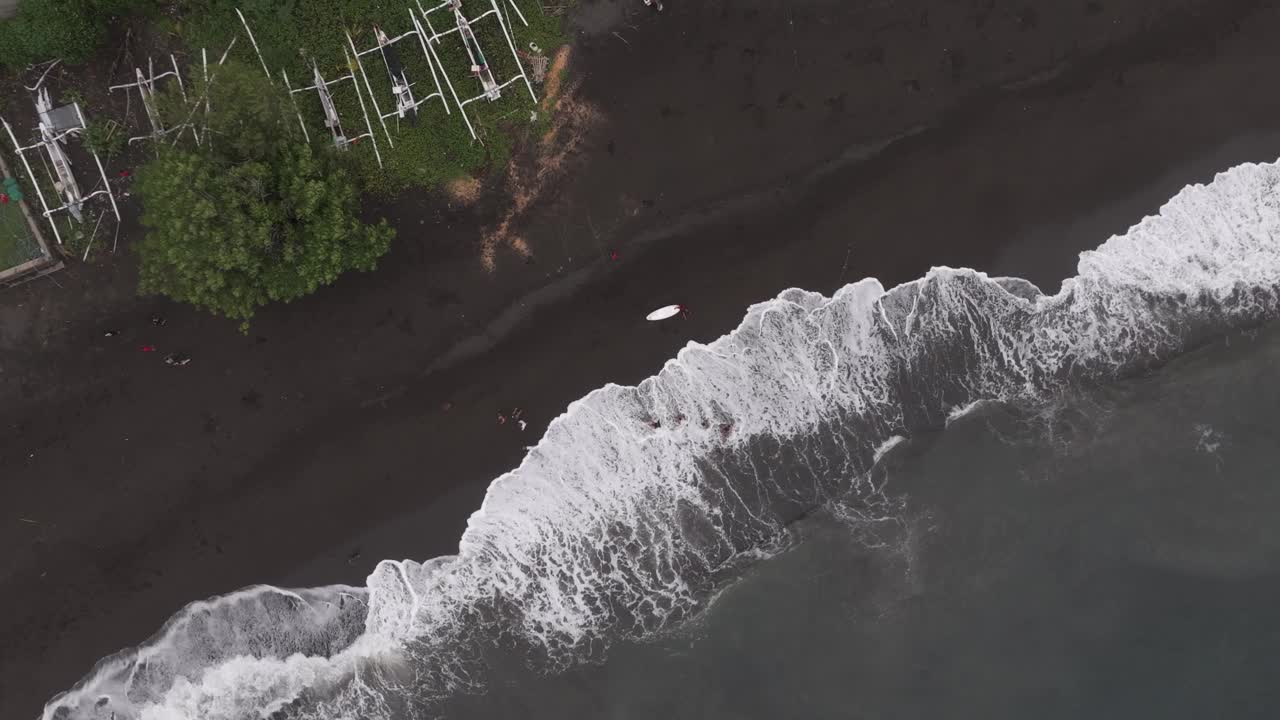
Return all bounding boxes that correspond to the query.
[141,345,156,353]
[610,250,619,260]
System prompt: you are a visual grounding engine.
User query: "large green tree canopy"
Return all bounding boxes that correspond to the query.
[135,61,393,325]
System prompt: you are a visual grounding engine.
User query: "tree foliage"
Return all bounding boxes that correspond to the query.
[135,61,394,325]
[0,0,154,68]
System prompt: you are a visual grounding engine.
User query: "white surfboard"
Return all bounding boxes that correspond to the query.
[646,304,683,321]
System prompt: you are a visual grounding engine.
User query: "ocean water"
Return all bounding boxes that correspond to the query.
[43,159,1280,720]
[440,324,1280,719]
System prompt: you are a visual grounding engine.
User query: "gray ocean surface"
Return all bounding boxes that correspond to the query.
[440,322,1280,720]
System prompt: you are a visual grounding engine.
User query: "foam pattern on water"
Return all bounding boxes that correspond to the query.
[44,586,366,720]
[43,160,1280,720]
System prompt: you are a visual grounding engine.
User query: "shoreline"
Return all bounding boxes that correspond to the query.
[5,1,1280,717]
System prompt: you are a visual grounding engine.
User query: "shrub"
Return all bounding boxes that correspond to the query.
[0,0,99,66]
[82,119,125,160]
[0,0,158,68]
[135,61,394,326]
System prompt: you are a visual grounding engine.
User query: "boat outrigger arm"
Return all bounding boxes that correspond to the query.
[108,55,189,145]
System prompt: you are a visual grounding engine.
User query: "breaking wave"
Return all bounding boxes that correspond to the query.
[43,159,1280,720]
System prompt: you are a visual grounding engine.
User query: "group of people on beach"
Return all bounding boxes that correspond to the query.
[103,313,190,367]
[497,407,527,432]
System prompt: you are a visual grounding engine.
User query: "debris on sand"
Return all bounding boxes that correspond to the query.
[540,46,572,114]
[445,176,483,207]
[522,43,550,83]
[480,47,599,272]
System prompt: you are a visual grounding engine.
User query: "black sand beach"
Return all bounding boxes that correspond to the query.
[3,0,1280,716]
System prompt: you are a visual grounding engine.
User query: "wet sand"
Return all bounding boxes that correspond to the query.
[3,0,1279,716]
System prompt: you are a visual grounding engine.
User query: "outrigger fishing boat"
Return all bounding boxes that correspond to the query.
[450,0,501,100]
[374,25,419,125]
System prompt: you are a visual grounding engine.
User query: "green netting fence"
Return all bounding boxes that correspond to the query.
[0,173,45,271]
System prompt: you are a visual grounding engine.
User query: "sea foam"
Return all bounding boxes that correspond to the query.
[43,159,1280,720]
